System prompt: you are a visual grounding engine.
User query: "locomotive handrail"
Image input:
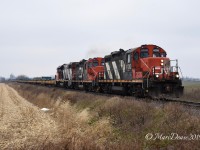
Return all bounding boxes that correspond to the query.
[178,67,183,79]
[91,67,98,79]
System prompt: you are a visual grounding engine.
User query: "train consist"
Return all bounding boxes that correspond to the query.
[20,44,184,98]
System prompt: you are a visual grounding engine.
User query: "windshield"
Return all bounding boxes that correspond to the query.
[93,61,99,67]
[101,60,105,66]
[88,62,92,68]
[140,48,149,58]
[161,52,166,57]
[153,48,161,57]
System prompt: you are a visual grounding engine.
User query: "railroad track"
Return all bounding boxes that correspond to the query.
[11,82,200,108]
[162,98,200,107]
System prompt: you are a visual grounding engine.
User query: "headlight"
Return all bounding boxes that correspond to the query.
[156,74,159,78]
[161,63,164,66]
[161,59,164,62]
[175,74,179,78]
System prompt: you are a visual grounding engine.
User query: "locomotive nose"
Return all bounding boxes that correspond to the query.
[140,57,170,79]
[148,57,169,67]
[141,57,169,71]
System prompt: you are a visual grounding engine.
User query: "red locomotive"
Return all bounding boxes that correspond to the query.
[84,57,104,81]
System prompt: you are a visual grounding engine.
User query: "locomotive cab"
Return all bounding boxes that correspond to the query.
[56,65,65,81]
[131,45,180,80]
[56,64,66,86]
[130,44,183,97]
[84,57,104,81]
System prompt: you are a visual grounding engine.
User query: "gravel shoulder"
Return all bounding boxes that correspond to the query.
[0,83,58,149]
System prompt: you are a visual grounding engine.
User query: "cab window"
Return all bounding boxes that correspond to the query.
[133,52,139,61]
[140,48,149,58]
[153,48,161,57]
[88,62,92,68]
[101,60,105,66]
[127,53,131,63]
[161,52,166,57]
[93,61,99,67]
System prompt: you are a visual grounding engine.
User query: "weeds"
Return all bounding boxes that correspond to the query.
[6,83,200,150]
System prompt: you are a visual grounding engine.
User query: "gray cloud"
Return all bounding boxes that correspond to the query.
[0,0,200,78]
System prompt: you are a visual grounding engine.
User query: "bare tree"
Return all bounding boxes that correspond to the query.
[9,74,16,80]
[16,75,29,80]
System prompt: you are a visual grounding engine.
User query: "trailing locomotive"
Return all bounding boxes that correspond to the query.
[55,44,184,98]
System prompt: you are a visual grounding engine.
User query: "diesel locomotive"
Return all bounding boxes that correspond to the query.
[55,44,184,98]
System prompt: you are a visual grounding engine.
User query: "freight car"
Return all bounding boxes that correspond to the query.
[19,44,184,98]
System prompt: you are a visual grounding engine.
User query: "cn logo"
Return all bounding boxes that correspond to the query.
[126,64,131,70]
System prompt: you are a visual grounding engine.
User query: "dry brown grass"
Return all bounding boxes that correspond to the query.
[1,84,115,150]
[183,87,200,102]
[0,84,59,149]
[182,81,200,102]
[7,83,200,150]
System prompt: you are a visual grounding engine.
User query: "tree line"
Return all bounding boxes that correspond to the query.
[0,74,29,82]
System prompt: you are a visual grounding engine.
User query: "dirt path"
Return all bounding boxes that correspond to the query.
[0,83,58,149]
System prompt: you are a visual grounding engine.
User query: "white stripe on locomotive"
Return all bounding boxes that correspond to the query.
[120,60,125,73]
[105,62,113,79]
[112,61,120,80]
[68,68,72,80]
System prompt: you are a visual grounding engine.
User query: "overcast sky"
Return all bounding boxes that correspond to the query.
[0,0,200,78]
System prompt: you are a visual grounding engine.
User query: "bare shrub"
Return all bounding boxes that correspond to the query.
[7,83,200,150]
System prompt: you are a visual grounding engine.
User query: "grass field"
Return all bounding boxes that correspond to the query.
[4,83,200,150]
[182,81,200,102]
